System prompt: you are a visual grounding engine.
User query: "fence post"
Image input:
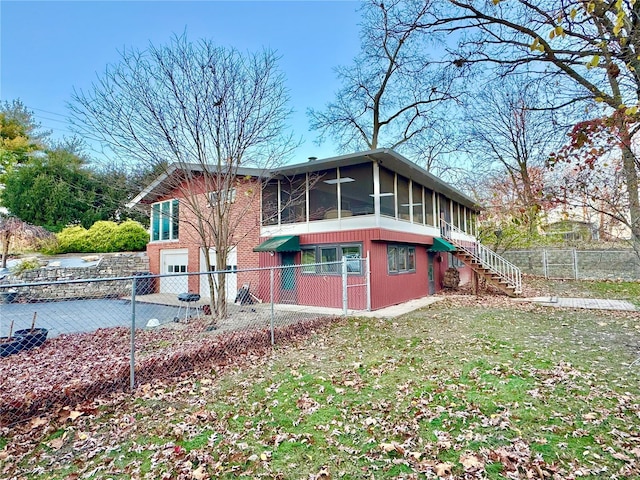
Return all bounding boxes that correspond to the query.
[342,256,348,316]
[130,276,136,391]
[270,267,275,346]
[573,249,579,280]
[542,249,548,279]
[366,254,371,312]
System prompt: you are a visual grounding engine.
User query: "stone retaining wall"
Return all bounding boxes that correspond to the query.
[2,253,150,301]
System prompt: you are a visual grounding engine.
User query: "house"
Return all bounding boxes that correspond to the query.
[129,149,521,310]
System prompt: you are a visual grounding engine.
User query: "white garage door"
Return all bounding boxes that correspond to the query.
[160,249,189,294]
[199,247,237,301]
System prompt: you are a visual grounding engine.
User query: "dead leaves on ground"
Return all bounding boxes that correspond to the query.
[2,295,640,479]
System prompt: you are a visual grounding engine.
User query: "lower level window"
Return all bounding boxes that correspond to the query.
[388,244,416,274]
[302,244,362,274]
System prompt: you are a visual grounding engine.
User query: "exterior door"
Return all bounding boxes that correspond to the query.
[160,249,189,294]
[280,252,297,303]
[427,251,436,295]
[199,247,237,301]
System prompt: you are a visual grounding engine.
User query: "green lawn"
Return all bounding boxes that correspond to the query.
[2,290,640,479]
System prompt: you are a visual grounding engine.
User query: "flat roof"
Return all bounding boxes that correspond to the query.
[129,149,479,211]
[274,149,479,210]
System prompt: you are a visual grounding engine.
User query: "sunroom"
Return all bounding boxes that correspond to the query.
[260,149,478,239]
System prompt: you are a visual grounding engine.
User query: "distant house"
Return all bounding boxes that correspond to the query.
[543,203,631,242]
[129,149,521,310]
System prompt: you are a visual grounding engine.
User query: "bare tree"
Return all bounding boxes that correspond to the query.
[430,0,640,250]
[308,0,459,170]
[70,34,297,320]
[462,78,569,235]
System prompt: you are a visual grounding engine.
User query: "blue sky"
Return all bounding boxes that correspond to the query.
[0,0,362,162]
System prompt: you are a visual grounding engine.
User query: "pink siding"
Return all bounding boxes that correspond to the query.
[367,240,429,310]
[257,228,461,310]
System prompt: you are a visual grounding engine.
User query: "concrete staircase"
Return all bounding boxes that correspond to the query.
[441,221,522,297]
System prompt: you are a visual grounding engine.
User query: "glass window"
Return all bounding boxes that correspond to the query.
[281,176,307,223]
[210,188,236,206]
[151,199,179,242]
[302,244,363,275]
[388,245,398,272]
[425,189,434,226]
[440,195,451,226]
[320,246,338,273]
[341,245,362,273]
[309,169,338,221]
[151,204,160,241]
[408,247,416,270]
[301,248,316,273]
[412,182,424,224]
[387,244,417,274]
[171,200,179,240]
[262,180,279,225]
[161,201,171,240]
[397,175,410,221]
[454,202,461,229]
[379,167,395,217]
[398,246,407,270]
[339,163,374,216]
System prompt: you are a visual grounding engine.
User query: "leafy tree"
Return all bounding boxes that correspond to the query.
[308,0,458,172]
[70,34,296,320]
[0,100,48,180]
[430,0,640,251]
[0,143,126,231]
[549,113,636,242]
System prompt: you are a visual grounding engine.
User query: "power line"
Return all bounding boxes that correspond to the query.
[30,107,69,118]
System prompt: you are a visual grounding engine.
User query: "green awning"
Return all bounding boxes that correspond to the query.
[429,237,456,252]
[253,235,300,253]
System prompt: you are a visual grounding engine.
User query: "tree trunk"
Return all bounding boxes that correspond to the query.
[1,232,10,269]
[618,119,640,256]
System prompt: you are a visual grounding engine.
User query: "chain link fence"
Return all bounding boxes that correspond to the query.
[501,249,640,280]
[0,258,370,427]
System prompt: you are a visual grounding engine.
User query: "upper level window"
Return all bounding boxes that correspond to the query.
[209,188,236,206]
[379,167,396,217]
[262,180,279,225]
[151,199,179,241]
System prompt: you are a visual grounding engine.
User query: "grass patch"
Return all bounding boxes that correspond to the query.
[2,299,640,479]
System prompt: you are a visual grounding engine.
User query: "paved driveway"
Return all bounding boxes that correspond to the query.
[0,299,181,338]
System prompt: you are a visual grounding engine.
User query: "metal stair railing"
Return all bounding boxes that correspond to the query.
[440,220,522,294]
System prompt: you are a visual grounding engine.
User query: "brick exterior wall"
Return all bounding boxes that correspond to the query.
[145,176,262,294]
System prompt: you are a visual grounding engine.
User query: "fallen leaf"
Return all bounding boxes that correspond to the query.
[191,465,209,479]
[68,410,84,421]
[30,417,48,429]
[435,462,453,476]
[314,466,331,479]
[48,437,65,450]
[460,453,484,472]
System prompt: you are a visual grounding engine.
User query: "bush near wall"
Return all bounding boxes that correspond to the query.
[54,220,149,253]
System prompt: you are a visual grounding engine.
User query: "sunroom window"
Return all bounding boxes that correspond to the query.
[151,199,179,241]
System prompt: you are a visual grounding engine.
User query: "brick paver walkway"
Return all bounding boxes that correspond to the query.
[522,297,636,311]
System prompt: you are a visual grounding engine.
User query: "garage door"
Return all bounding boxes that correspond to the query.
[160,249,189,294]
[199,247,237,301]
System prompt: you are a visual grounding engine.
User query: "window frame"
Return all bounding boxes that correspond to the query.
[387,244,417,274]
[209,188,236,206]
[151,199,179,242]
[301,243,363,275]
